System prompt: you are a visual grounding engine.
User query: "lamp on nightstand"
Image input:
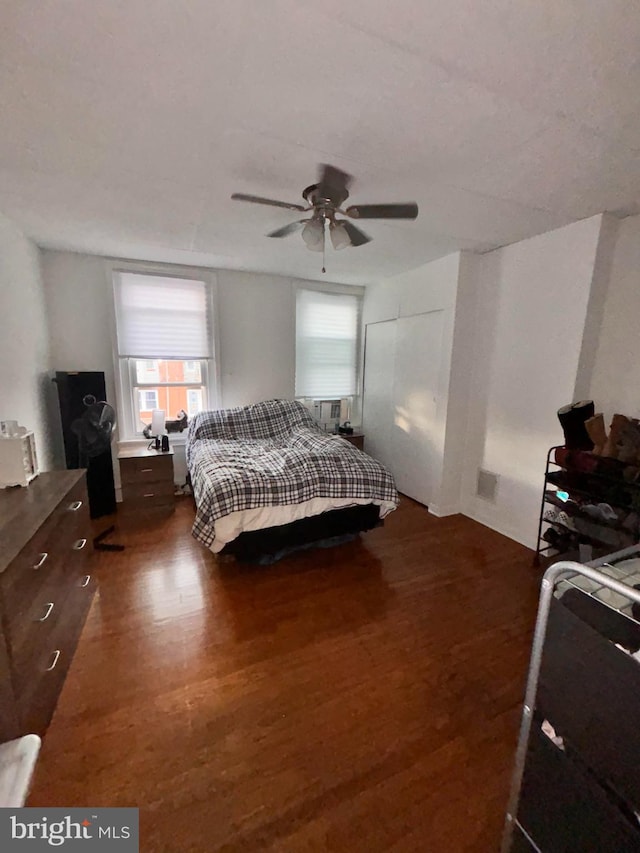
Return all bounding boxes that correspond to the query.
[151,409,166,451]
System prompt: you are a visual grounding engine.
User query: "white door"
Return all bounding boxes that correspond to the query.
[362,320,398,473]
[392,312,444,506]
[362,312,444,507]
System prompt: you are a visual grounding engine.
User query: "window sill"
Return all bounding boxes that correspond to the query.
[117,434,188,451]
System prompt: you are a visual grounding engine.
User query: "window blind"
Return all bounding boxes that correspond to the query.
[113,273,211,358]
[295,289,360,398]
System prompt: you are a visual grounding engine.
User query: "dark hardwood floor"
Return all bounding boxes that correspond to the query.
[28,496,540,852]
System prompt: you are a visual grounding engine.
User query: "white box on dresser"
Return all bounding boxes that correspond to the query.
[0,433,38,488]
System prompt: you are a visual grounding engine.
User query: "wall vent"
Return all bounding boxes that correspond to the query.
[477,468,499,502]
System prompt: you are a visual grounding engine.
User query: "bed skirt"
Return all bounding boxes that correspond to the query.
[220,503,382,563]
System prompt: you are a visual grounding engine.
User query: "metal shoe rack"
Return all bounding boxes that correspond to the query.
[533,445,640,567]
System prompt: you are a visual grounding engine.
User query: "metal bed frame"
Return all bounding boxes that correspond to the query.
[501,543,640,852]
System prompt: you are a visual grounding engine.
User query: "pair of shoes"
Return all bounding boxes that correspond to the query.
[542,526,577,553]
[545,507,577,531]
[582,503,618,524]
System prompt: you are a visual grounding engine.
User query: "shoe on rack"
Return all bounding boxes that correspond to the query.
[557,401,595,450]
[582,503,618,524]
[585,413,607,455]
[596,503,618,523]
[555,510,577,532]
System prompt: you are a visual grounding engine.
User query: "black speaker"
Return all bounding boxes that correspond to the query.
[54,371,117,519]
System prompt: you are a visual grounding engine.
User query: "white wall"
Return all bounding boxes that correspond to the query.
[589,214,640,422]
[41,252,118,469]
[0,212,54,470]
[40,250,320,484]
[460,215,605,548]
[216,270,295,408]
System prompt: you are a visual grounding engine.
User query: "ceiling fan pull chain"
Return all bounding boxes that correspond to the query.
[322,225,326,274]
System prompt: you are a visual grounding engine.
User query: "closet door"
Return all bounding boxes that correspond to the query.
[392,312,444,507]
[363,312,444,508]
[362,320,398,472]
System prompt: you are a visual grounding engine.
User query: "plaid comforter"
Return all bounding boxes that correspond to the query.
[187,400,398,548]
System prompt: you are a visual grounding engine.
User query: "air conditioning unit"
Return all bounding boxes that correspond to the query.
[314,399,350,427]
[298,398,352,430]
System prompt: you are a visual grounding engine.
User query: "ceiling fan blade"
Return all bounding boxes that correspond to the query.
[341,220,371,247]
[317,164,352,205]
[345,203,419,220]
[231,193,306,212]
[267,220,308,238]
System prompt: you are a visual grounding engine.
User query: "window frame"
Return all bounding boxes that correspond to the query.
[108,261,220,444]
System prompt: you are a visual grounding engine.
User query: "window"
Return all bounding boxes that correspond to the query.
[138,389,159,411]
[183,360,200,382]
[113,271,216,437]
[187,389,203,416]
[295,288,362,399]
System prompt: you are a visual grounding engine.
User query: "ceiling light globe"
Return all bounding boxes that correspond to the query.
[302,218,325,252]
[330,221,351,250]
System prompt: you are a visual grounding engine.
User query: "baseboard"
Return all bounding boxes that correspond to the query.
[428,503,461,518]
[460,504,535,551]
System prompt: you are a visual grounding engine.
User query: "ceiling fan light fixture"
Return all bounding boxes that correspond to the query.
[329,220,352,250]
[301,218,324,252]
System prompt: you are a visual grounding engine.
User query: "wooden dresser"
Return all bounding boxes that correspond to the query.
[0,471,95,740]
[341,432,365,451]
[118,447,175,522]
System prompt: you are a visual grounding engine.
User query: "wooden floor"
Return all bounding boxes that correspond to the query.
[29,497,540,852]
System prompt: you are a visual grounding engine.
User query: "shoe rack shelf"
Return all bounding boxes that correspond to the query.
[534,445,640,567]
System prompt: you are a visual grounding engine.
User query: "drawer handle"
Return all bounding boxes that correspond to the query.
[39,602,54,621]
[32,552,48,570]
[72,538,87,550]
[46,650,61,672]
[68,500,83,512]
[81,574,91,588]
[143,493,155,498]
[140,468,154,473]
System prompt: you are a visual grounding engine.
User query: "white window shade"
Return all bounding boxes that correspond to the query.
[114,273,211,358]
[296,289,360,398]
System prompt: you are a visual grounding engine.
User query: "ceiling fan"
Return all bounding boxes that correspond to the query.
[231,164,418,263]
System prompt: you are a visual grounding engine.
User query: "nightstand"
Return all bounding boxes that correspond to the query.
[340,433,365,451]
[118,447,175,520]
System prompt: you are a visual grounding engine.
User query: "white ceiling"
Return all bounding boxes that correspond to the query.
[1,0,640,284]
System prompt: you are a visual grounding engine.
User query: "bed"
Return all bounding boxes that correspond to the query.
[186,399,399,560]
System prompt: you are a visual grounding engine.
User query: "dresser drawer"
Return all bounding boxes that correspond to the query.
[120,453,173,484]
[0,498,90,644]
[14,571,95,734]
[121,478,175,503]
[5,537,90,675]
